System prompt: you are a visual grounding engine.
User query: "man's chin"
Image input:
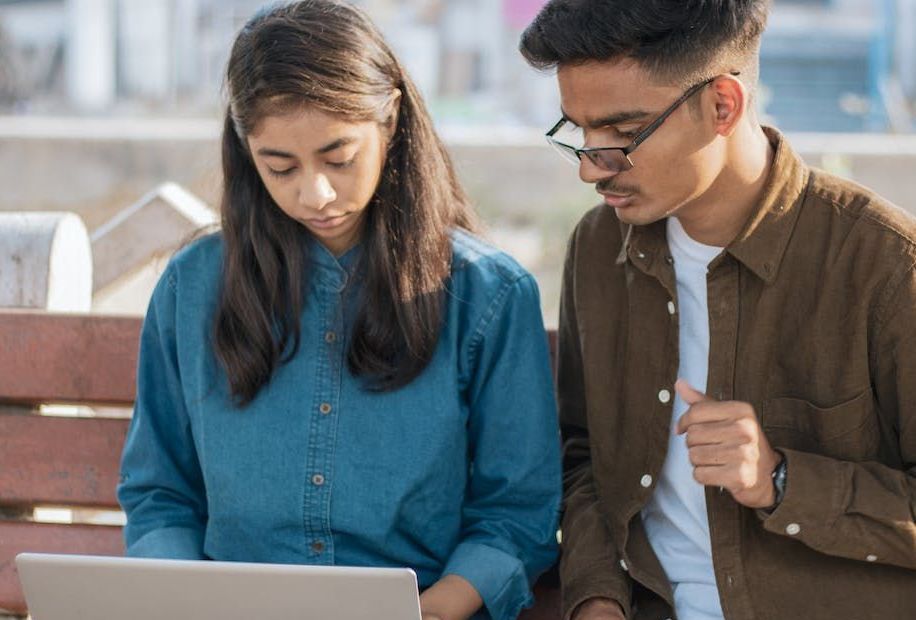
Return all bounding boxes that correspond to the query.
[612,204,655,226]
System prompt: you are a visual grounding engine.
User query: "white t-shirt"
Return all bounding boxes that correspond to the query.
[641,216,725,620]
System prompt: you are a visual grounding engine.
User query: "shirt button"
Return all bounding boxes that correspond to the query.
[786,523,801,536]
[312,474,325,486]
[667,301,676,315]
[866,554,877,562]
[658,389,671,404]
[311,540,325,553]
[640,474,653,488]
[619,559,628,571]
[319,403,332,415]
[325,331,337,343]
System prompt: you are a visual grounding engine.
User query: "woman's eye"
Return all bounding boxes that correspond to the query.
[267,167,295,178]
[327,157,357,169]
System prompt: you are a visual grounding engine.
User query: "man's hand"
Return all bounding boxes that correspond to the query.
[572,597,626,620]
[675,379,782,509]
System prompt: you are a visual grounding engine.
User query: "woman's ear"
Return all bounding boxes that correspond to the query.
[383,88,402,141]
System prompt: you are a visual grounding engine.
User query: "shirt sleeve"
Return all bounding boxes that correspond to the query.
[442,274,562,620]
[556,231,633,619]
[117,265,208,560]
[759,262,916,569]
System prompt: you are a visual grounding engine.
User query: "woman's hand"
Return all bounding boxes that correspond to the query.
[419,574,483,620]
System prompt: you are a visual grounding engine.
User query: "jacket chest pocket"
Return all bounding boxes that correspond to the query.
[761,389,879,461]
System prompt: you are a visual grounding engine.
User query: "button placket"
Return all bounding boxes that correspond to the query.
[302,281,346,565]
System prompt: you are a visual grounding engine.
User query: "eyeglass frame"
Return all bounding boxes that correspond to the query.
[545,71,741,172]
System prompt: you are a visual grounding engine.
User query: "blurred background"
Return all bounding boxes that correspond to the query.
[1,0,915,324]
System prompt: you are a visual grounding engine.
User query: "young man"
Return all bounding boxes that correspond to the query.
[519,2,916,619]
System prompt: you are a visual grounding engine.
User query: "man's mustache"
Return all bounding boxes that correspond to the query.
[596,179,640,195]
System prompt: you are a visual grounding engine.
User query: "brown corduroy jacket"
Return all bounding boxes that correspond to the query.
[557,129,916,620]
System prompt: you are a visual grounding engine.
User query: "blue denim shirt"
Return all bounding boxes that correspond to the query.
[118,230,561,620]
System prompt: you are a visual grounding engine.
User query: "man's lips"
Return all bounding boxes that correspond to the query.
[600,192,635,208]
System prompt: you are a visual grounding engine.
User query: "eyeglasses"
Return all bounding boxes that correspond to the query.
[545,72,739,173]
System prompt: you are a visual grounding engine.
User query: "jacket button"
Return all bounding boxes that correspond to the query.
[325,331,337,343]
[319,403,332,415]
[312,474,325,486]
[619,559,628,571]
[311,540,325,553]
[640,474,653,488]
[786,523,801,536]
[866,554,877,562]
[658,389,671,404]
[667,301,676,315]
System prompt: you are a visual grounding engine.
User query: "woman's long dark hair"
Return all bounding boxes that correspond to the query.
[216,0,478,406]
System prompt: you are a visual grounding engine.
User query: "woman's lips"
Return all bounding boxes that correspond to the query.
[306,213,350,229]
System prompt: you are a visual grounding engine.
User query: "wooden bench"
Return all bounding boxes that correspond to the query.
[0,309,560,619]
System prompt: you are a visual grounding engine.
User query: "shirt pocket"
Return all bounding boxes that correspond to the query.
[761,389,879,461]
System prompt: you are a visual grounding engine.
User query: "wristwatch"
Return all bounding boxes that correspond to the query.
[770,453,787,508]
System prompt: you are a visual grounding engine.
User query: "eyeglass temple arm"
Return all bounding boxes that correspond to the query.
[626,72,740,152]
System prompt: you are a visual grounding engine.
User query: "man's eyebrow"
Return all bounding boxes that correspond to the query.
[560,108,652,130]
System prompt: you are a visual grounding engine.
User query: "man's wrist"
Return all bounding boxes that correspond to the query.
[765,451,787,513]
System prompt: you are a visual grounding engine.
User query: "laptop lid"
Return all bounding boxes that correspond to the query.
[16,553,422,620]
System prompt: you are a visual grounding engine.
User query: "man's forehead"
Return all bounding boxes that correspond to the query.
[557,59,664,128]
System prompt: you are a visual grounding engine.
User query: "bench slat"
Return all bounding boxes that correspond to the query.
[0,415,129,508]
[0,521,124,615]
[0,311,142,406]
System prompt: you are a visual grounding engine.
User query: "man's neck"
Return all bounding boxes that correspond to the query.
[676,124,775,247]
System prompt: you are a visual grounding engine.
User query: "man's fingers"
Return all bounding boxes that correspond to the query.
[684,419,746,447]
[676,401,731,435]
[688,443,752,467]
[675,379,712,405]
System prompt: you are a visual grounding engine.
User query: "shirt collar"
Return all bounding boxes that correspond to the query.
[616,127,810,284]
[725,127,810,283]
[306,235,362,291]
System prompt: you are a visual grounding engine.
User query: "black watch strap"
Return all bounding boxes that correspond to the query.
[771,454,788,508]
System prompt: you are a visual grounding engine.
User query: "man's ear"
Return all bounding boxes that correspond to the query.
[709,74,746,137]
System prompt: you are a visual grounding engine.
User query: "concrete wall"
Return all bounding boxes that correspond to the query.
[3,117,916,323]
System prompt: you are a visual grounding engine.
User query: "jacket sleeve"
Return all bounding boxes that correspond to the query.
[558,229,633,619]
[442,274,562,620]
[117,265,208,559]
[759,262,916,569]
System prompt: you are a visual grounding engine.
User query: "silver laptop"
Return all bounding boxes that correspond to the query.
[16,553,421,620]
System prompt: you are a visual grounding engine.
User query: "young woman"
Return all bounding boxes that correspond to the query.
[117,2,560,620]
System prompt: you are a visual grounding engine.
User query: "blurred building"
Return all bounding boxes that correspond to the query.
[0,0,913,129]
[762,0,913,132]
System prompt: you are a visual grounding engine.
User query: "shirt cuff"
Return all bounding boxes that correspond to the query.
[126,525,206,560]
[560,561,631,620]
[757,447,842,540]
[442,541,532,620]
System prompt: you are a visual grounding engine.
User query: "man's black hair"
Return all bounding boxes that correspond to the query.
[520,0,771,86]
